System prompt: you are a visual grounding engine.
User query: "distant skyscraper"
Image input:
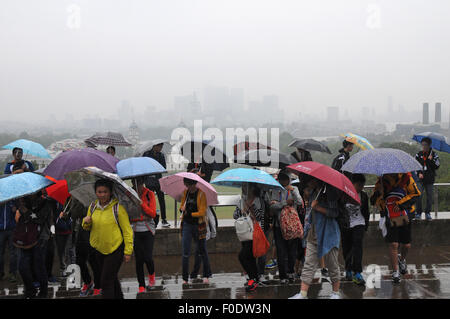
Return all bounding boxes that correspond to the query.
[423,103,429,124]
[435,102,442,122]
[327,107,339,122]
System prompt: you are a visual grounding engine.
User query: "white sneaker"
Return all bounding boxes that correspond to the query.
[289,292,307,299]
[329,291,341,299]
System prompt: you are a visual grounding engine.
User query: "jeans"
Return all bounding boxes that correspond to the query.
[0,230,18,276]
[134,231,155,287]
[273,226,298,279]
[416,183,434,215]
[181,222,211,281]
[238,241,258,281]
[56,234,71,274]
[19,239,48,298]
[76,241,101,288]
[341,225,365,273]
[95,244,124,299]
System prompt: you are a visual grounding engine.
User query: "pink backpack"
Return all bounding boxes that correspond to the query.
[280,194,303,240]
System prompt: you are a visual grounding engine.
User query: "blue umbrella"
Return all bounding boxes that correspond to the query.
[211,168,284,189]
[412,132,450,153]
[116,157,167,180]
[0,172,55,204]
[2,139,51,159]
[341,148,422,176]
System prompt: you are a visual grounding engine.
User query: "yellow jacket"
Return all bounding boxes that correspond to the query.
[180,189,207,224]
[82,198,133,256]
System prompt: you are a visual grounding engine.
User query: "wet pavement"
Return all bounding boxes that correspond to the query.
[1,245,450,299]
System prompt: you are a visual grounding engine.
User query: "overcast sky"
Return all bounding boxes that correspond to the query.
[1,0,450,122]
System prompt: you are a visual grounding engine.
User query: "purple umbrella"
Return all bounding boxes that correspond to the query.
[43,148,119,180]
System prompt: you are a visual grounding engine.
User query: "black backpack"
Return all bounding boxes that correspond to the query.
[13,211,40,249]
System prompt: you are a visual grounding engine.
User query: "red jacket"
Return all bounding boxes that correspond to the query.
[131,187,156,222]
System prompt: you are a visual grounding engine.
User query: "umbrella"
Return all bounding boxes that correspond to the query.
[43,148,119,180]
[341,133,374,150]
[287,161,360,205]
[211,168,284,190]
[134,139,171,157]
[117,157,167,180]
[0,172,55,204]
[181,139,229,171]
[341,148,422,176]
[2,139,51,159]
[65,166,141,219]
[45,176,70,205]
[159,172,219,205]
[235,149,297,169]
[85,132,132,147]
[233,141,274,156]
[288,138,332,154]
[412,132,450,153]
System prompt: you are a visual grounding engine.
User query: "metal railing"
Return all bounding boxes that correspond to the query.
[172,183,450,226]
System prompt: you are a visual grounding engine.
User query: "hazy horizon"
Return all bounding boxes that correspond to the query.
[1,0,450,123]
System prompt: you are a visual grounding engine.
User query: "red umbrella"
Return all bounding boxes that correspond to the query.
[287,161,360,205]
[45,176,70,205]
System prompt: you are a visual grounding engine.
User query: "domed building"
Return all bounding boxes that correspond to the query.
[128,120,139,146]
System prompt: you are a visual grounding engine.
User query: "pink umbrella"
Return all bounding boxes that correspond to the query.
[159,172,219,205]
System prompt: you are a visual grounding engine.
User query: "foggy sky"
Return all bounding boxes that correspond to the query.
[1,0,450,122]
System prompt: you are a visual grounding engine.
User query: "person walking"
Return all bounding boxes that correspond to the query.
[130,177,157,293]
[0,201,18,283]
[331,140,353,176]
[414,137,440,220]
[82,179,133,299]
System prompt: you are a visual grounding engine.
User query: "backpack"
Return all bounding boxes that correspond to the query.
[280,205,303,240]
[13,213,40,249]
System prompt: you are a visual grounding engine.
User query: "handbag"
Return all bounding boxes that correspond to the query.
[235,198,255,242]
[252,221,270,258]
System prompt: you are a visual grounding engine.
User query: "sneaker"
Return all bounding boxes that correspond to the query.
[265,259,277,269]
[415,213,422,220]
[425,213,432,221]
[287,273,295,283]
[92,288,102,296]
[138,286,146,294]
[321,268,329,277]
[148,273,156,287]
[161,220,171,228]
[289,292,307,299]
[329,291,341,299]
[352,272,366,286]
[344,270,353,281]
[245,279,258,292]
[48,276,58,284]
[80,282,94,297]
[392,271,401,284]
[398,257,407,275]
[202,277,209,284]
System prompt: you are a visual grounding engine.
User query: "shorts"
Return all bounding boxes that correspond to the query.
[385,221,411,244]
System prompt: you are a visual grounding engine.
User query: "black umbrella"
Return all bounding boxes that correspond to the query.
[288,138,331,154]
[180,139,229,171]
[235,149,297,169]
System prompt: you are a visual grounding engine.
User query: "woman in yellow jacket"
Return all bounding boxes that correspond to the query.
[82,179,133,299]
[180,177,211,284]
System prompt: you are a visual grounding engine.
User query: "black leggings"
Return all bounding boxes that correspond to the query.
[95,244,124,299]
[134,231,155,287]
[76,241,101,289]
[238,241,258,281]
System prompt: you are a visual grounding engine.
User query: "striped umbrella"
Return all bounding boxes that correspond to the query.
[85,132,132,147]
[341,133,374,150]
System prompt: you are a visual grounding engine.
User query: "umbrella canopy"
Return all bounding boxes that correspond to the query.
[2,139,51,159]
[45,176,70,205]
[43,148,119,180]
[341,148,422,176]
[117,157,167,180]
[288,138,332,154]
[211,168,284,190]
[235,149,297,169]
[412,132,450,153]
[159,172,219,205]
[341,133,374,150]
[85,132,132,147]
[233,141,274,156]
[180,139,229,171]
[134,139,171,157]
[287,161,360,205]
[65,166,141,219]
[0,172,55,204]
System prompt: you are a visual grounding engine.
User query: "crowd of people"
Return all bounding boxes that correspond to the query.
[0,136,441,299]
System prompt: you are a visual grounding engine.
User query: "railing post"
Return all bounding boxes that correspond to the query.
[174,198,178,228]
[434,184,438,219]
